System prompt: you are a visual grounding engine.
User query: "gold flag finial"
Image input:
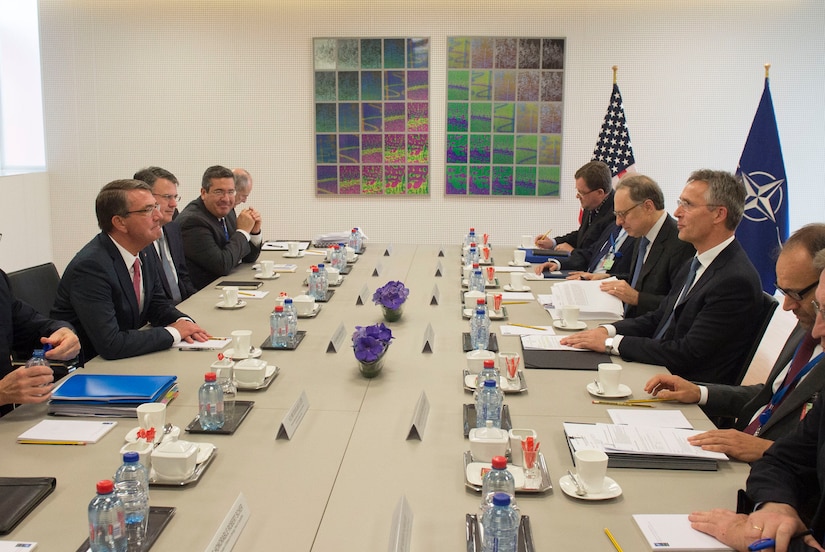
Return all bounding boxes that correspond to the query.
[764,63,771,79]
[612,65,618,84]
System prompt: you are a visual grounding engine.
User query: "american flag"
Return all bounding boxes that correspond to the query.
[592,83,636,182]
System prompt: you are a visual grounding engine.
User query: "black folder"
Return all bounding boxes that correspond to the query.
[522,348,611,370]
[0,476,56,534]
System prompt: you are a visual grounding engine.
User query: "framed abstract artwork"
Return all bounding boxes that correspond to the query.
[314,38,430,195]
[446,37,564,197]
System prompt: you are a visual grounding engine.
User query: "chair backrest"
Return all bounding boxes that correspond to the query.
[733,291,780,385]
[7,262,61,317]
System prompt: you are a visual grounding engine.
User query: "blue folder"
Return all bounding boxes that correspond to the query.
[51,374,177,403]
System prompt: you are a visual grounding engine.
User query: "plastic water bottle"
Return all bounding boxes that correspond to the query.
[308,266,321,300]
[478,359,499,387]
[476,379,503,428]
[113,453,149,552]
[283,298,298,346]
[469,268,485,293]
[270,306,289,348]
[480,455,517,515]
[470,303,490,350]
[465,227,477,248]
[113,451,149,495]
[198,372,225,430]
[316,263,329,299]
[468,245,480,266]
[88,480,127,552]
[334,243,347,270]
[349,228,362,253]
[481,492,519,552]
[25,348,50,368]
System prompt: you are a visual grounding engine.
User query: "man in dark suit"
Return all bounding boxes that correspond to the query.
[534,161,615,253]
[688,254,825,551]
[177,165,263,290]
[0,270,79,413]
[644,225,825,461]
[534,223,636,276]
[561,170,763,385]
[134,167,196,303]
[591,174,695,318]
[51,180,208,360]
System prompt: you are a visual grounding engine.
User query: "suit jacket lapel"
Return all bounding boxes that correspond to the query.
[101,233,142,327]
[762,355,825,434]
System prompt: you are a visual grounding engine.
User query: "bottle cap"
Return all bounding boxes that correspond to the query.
[483,360,495,368]
[205,372,217,382]
[96,480,114,494]
[492,492,511,506]
[312,267,319,273]
[275,306,284,312]
[318,263,325,268]
[491,456,508,469]
[484,379,496,387]
[42,344,53,353]
[284,298,293,304]
[123,451,140,463]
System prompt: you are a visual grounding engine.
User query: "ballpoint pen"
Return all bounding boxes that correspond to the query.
[592,400,654,408]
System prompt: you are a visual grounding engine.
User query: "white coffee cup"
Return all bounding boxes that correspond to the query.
[513,249,527,265]
[464,290,485,309]
[509,272,525,291]
[222,286,239,307]
[598,363,622,395]
[575,449,609,493]
[136,402,166,432]
[260,260,275,278]
[561,305,580,327]
[466,349,496,373]
[231,329,252,359]
[345,246,357,262]
[293,294,316,316]
[326,266,341,284]
[521,235,535,248]
[287,241,300,256]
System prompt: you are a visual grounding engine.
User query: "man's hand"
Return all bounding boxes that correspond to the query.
[559,327,608,351]
[236,209,255,233]
[687,429,774,462]
[535,260,560,274]
[41,327,80,361]
[567,271,596,280]
[0,366,55,406]
[600,279,639,306]
[534,236,554,249]
[555,243,574,253]
[170,320,209,343]
[247,207,262,235]
[644,374,701,403]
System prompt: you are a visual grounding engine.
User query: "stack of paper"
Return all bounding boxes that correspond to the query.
[48,374,178,417]
[633,514,734,551]
[17,420,118,444]
[551,278,623,320]
[563,422,728,470]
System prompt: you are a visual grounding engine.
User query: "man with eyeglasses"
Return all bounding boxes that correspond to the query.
[177,165,263,290]
[534,161,615,253]
[134,167,196,304]
[645,224,825,462]
[52,180,209,360]
[583,174,695,318]
[562,169,763,385]
[688,248,825,552]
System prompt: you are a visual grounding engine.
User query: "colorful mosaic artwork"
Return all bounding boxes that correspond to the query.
[446,37,564,196]
[314,38,430,195]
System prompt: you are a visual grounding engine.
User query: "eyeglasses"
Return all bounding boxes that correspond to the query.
[575,187,598,198]
[775,281,818,302]
[812,299,825,319]
[613,202,643,220]
[208,189,236,197]
[122,204,160,217]
[153,193,180,202]
[676,198,721,211]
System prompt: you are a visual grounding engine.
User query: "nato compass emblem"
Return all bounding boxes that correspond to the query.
[741,170,785,224]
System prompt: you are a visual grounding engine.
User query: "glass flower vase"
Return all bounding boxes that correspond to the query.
[381,305,403,322]
[358,348,387,378]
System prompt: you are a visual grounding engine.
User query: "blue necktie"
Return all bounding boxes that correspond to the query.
[629,237,649,288]
[654,257,700,340]
[220,218,229,241]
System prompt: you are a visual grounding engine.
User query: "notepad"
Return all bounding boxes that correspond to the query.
[633,514,733,550]
[17,420,117,444]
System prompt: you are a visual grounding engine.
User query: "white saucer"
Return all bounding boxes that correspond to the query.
[124,425,180,444]
[296,303,321,318]
[462,308,505,320]
[586,382,632,399]
[503,284,530,292]
[559,474,622,500]
[223,347,263,360]
[466,461,525,488]
[553,320,587,331]
[283,252,305,258]
[254,273,280,280]
[464,374,522,392]
[216,300,247,310]
[508,261,531,267]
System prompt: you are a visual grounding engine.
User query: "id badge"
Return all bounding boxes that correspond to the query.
[602,255,615,271]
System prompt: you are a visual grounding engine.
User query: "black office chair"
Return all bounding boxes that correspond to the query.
[7,262,79,376]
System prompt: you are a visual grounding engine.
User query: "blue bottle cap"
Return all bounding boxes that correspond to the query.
[492,492,511,506]
[284,298,293,304]
[123,451,140,463]
[484,379,496,387]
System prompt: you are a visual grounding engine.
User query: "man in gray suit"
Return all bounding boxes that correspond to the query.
[645,223,825,462]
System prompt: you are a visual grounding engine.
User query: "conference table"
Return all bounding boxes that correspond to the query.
[0,243,750,551]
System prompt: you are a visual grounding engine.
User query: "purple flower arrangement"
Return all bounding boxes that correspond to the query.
[352,323,394,363]
[372,280,410,310]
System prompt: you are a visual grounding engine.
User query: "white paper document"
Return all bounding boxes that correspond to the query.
[551,278,623,319]
[0,542,38,551]
[18,420,118,444]
[608,409,694,429]
[237,290,270,299]
[177,338,232,350]
[494,266,526,273]
[633,514,734,551]
[563,422,727,460]
[521,335,580,351]
[500,292,534,300]
[500,325,555,336]
[262,241,310,251]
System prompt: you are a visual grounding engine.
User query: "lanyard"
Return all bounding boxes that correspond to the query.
[757,350,824,430]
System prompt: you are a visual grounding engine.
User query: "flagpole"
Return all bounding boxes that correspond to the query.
[764,63,771,80]
[612,65,618,84]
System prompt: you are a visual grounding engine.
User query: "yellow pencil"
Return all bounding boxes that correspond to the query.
[540,229,552,240]
[604,528,624,552]
[238,291,256,297]
[592,400,654,408]
[624,398,675,403]
[510,323,549,331]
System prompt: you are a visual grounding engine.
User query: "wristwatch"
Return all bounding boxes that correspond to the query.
[604,337,615,356]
